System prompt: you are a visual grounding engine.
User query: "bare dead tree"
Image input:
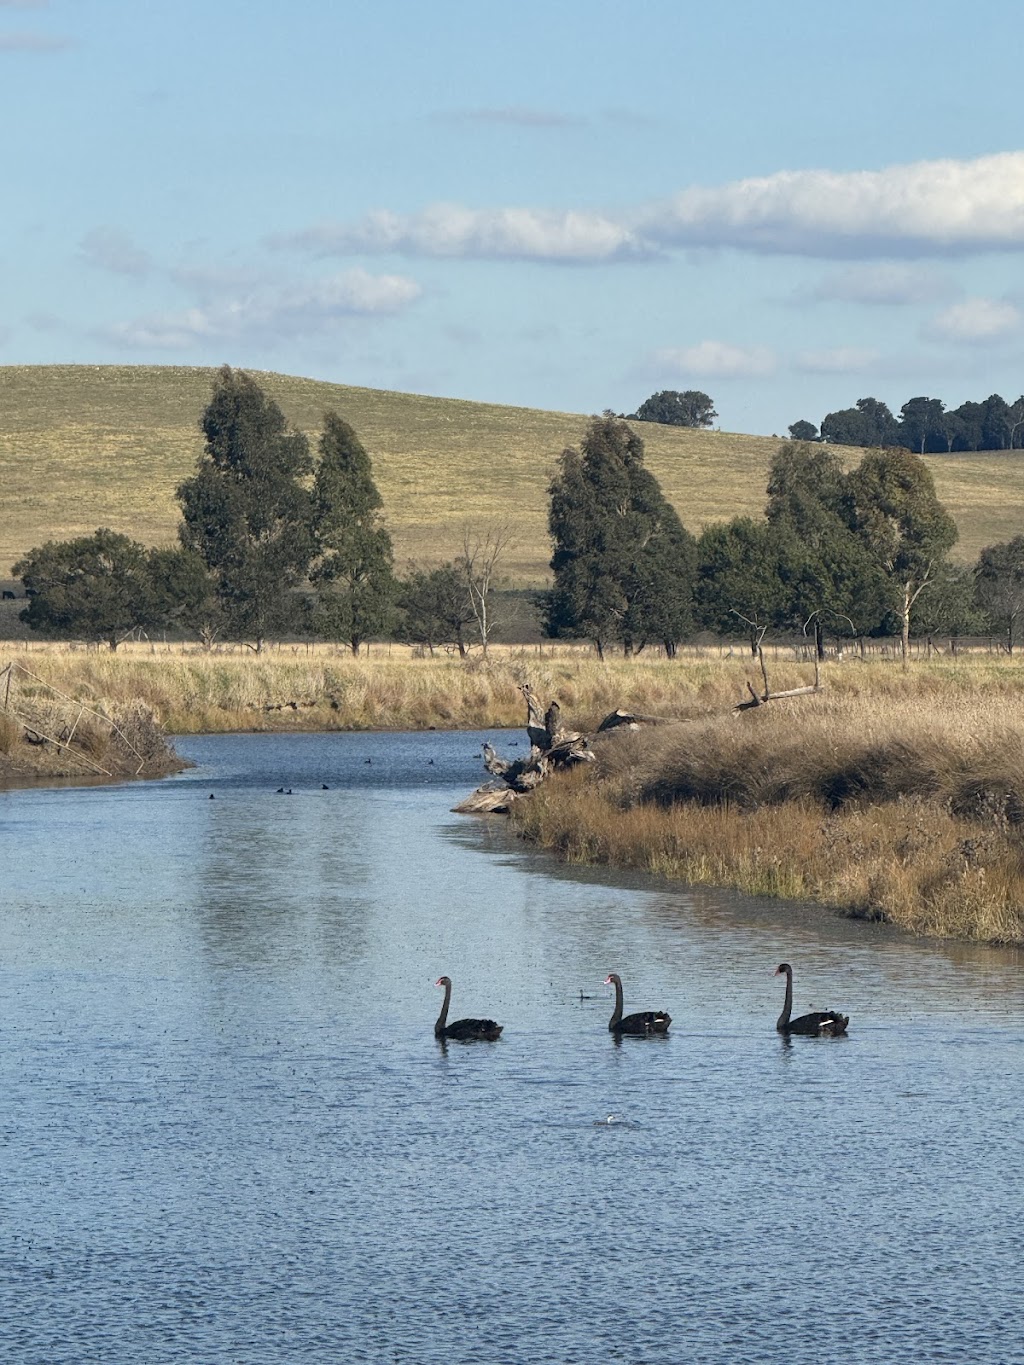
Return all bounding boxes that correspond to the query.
[458,523,516,657]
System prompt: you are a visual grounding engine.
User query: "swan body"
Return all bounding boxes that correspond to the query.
[774,963,848,1036]
[434,976,502,1042]
[604,973,671,1035]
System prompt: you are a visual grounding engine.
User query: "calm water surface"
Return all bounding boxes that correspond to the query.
[1,731,1021,1364]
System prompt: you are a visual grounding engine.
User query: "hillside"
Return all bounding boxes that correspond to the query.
[1,364,1021,583]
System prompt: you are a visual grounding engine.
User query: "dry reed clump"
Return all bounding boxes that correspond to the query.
[512,772,1024,946]
[512,690,1024,946]
[621,693,1024,822]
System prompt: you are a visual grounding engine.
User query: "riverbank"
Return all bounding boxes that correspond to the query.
[4,644,1024,945]
[509,689,1024,946]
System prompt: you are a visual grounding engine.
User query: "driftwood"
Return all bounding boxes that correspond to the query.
[733,646,822,711]
[453,685,598,814]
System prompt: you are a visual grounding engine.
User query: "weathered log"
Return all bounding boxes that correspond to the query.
[452,783,518,814]
[596,709,674,732]
[734,683,822,712]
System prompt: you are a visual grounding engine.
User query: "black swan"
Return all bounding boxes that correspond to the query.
[774,962,849,1036]
[434,976,503,1042]
[604,973,671,1035]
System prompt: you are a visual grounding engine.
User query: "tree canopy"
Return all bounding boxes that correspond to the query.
[310,413,395,655]
[630,390,717,429]
[177,366,313,651]
[547,417,696,657]
[14,528,163,649]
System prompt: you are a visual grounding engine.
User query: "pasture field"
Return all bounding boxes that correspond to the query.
[3,364,1022,581]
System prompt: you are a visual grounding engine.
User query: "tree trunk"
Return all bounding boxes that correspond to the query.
[814,617,825,660]
[900,582,911,668]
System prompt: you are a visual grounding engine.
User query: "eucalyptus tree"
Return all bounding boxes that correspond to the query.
[546,416,696,658]
[177,366,313,652]
[847,448,958,663]
[310,413,395,655]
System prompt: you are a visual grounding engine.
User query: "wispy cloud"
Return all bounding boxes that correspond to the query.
[434,106,582,129]
[0,30,71,50]
[101,268,422,351]
[271,204,652,264]
[79,227,153,278]
[795,347,879,373]
[806,263,951,306]
[0,1,50,8]
[925,296,1022,343]
[653,340,776,378]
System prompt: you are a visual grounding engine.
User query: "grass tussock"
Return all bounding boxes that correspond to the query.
[511,685,1024,947]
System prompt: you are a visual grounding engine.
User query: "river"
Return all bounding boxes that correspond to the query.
[1,731,1021,1364]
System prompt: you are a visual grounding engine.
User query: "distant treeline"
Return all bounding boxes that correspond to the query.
[10,369,1024,659]
[790,393,1024,453]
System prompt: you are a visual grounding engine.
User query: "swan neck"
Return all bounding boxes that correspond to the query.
[777,969,793,1030]
[435,980,451,1036]
[609,977,623,1029]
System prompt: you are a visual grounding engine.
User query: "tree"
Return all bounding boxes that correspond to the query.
[848,448,958,663]
[457,524,514,657]
[310,413,395,655]
[787,420,819,442]
[974,536,1024,653]
[980,393,1011,451]
[631,390,717,428]
[694,518,792,653]
[911,564,983,655]
[546,417,696,657]
[898,397,946,455]
[820,397,898,448]
[14,529,161,650]
[148,545,224,647]
[177,366,313,651]
[397,564,475,656]
[765,442,892,653]
[946,401,984,451]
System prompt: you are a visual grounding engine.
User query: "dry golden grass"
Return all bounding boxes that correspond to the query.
[511,681,1024,946]
[3,363,1017,582]
[4,640,1024,735]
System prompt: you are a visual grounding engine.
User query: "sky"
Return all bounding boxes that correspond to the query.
[3,0,1024,436]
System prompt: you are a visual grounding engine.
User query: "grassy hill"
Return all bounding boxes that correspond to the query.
[2,364,1022,583]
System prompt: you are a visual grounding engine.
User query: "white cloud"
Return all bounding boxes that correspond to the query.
[926,296,1022,343]
[273,153,1024,267]
[795,347,879,373]
[79,227,152,277]
[654,340,776,378]
[807,263,950,305]
[102,269,422,351]
[641,153,1024,258]
[271,204,654,264]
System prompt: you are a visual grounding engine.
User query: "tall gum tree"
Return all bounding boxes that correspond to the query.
[848,448,958,663]
[177,367,313,652]
[310,413,395,655]
[547,416,696,658]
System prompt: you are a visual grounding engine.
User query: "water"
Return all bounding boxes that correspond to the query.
[1,731,1021,1364]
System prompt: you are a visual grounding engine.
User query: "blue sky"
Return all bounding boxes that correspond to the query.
[3,0,1024,435]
